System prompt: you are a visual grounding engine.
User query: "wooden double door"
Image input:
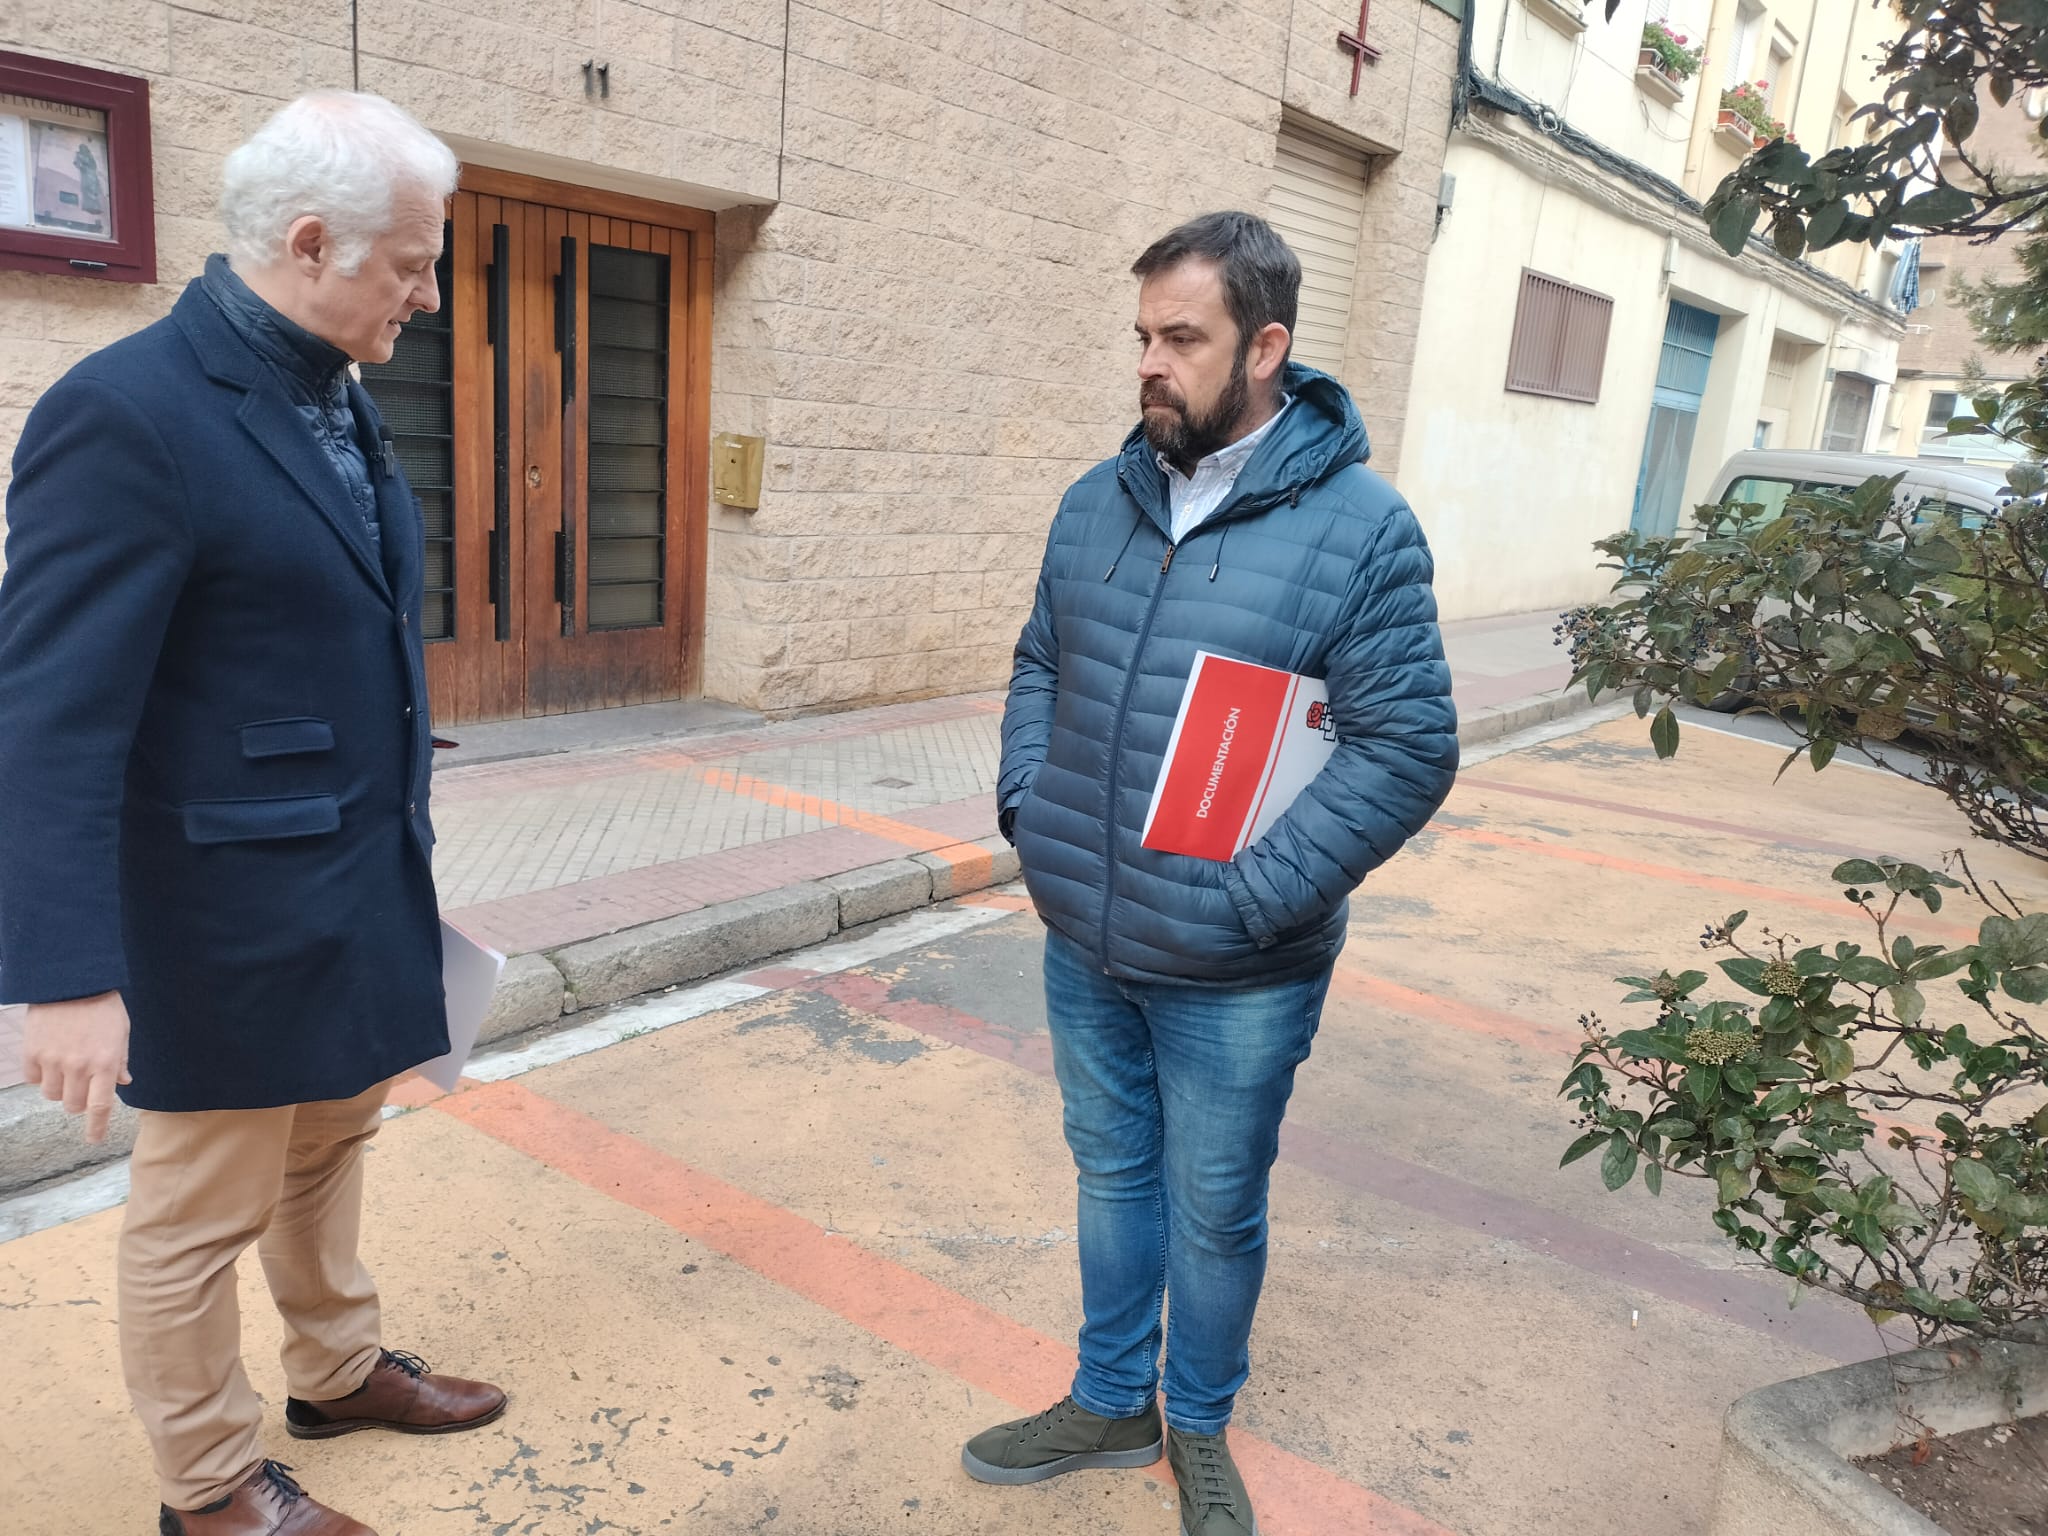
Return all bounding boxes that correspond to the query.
[359,170,711,724]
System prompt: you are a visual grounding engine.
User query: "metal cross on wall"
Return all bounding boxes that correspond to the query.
[1337,0,1382,95]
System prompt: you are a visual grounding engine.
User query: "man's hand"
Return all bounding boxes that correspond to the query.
[21,993,131,1143]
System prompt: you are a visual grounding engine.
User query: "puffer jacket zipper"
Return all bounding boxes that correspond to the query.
[1096,536,1179,970]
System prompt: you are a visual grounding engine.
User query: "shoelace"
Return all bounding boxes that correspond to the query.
[256,1462,306,1506]
[382,1349,432,1378]
[1021,1397,1076,1441]
[1187,1440,1236,1506]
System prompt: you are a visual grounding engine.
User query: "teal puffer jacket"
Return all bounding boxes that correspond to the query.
[999,363,1457,987]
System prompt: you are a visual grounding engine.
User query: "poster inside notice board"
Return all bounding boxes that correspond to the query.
[0,91,115,242]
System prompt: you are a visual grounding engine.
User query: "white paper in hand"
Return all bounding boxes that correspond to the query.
[418,919,504,1092]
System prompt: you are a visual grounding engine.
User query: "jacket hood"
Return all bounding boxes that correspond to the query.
[1115,362,1371,526]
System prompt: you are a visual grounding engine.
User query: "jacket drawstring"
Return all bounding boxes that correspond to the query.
[1208,521,1231,581]
[1103,514,1142,581]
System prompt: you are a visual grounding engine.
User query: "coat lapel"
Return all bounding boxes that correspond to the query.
[236,384,393,605]
[173,283,393,606]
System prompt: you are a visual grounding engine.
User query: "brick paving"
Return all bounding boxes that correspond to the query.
[1448,609,1571,713]
[0,612,1565,1090]
[430,698,1004,913]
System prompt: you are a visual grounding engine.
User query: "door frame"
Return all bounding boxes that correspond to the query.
[1630,299,1721,537]
[426,166,714,722]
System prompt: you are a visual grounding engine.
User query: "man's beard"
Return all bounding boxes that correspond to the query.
[1140,350,1251,472]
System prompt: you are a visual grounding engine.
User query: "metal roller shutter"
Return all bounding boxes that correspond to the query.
[1268,120,1370,376]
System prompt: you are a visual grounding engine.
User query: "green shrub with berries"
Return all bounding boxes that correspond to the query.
[1563,858,2048,1341]
[1555,475,2048,1342]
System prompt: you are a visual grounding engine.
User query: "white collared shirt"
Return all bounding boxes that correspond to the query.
[1160,396,1293,545]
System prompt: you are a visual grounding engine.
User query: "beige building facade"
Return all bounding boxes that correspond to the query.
[1,0,1463,723]
[1882,84,2040,471]
[1400,0,1910,622]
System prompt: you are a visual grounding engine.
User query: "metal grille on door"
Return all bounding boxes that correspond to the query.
[586,245,669,632]
[359,230,456,641]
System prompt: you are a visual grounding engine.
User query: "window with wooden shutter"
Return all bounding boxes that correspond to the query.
[585,243,669,632]
[1725,1,1764,91]
[1763,336,1799,414]
[1822,375,1876,452]
[1504,270,1613,404]
[359,225,456,641]
[1267,119,1369,376]
[1762,40,1793,112]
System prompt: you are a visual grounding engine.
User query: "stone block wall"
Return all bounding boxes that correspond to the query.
[1,0,1460,712]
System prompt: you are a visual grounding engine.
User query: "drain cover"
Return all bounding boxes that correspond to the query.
[873,777,913,789]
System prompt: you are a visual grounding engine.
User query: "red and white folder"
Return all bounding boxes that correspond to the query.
[1141,651,1338,862]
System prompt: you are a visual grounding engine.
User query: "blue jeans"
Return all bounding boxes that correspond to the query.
[1043,930,1331,1435]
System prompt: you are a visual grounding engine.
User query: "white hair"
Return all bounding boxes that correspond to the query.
[222,91,458,275]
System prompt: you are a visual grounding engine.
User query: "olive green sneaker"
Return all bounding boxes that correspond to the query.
[960,1394,1164,1485]
[1168,1427,1257,1535]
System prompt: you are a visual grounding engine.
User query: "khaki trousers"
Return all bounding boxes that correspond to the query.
[118,1079,391,1510]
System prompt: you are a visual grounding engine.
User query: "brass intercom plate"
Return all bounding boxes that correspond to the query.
[712,432,765,509]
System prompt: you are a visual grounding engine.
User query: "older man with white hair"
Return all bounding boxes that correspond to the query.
[0,92,504,1536]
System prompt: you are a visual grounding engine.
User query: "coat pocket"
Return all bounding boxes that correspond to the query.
[182,794,342,845]
[239,717,335,759]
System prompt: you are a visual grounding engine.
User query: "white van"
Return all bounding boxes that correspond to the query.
[1705,449,2013,527]
[1695,450,2021,714]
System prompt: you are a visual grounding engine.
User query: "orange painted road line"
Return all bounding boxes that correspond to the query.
[1332,967,1934,1139]
[1456,777,1879,860]
[436,1078,1456,1536]
[385,1074,455,1110]
[1332,968,1578,1056]
[1426,823,1978,943]
[956,891,1034,912]
[693,766,986,869]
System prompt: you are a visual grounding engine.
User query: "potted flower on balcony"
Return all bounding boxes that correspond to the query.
[1640,20,1704,84]
[1719,81,1786,153]
[1637,20,1704,107]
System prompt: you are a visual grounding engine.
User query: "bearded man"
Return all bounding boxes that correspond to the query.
[962,210,1457,1536]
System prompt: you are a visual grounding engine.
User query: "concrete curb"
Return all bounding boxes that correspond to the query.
[821,858,932,928]
[916,836,1022,901]
[0,1081,140,1196]
[481,953,570,1047]
[1457,685,1596,748]
[0,692,1587,1201]
[550,885,840,1013]
[1709,1338,2048,1535]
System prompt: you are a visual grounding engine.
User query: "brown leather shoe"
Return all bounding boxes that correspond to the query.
[159,1461,375,1535]
[285,1350,507,1440]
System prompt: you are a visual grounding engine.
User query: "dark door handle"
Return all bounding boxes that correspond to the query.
[487,220,511,642]
[555,234,577,403]
[555,234,578,636]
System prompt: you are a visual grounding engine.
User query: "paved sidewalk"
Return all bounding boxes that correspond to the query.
[0,610,1572,1092]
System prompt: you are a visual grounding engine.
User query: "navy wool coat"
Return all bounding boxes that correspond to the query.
[0,282,447,1111]
[1000,363,1459,987]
